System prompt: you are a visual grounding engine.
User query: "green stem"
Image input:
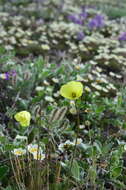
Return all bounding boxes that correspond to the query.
[70,101,80,171]
[88,125,96,190]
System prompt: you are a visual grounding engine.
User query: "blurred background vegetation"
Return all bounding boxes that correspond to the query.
[0,0,126,18]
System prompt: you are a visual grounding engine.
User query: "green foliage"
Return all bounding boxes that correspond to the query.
[71,160,81,181]
[1,0,126,189]
[0,166,9,180]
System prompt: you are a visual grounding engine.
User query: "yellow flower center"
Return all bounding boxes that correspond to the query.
[71,92,76,98]
[15,150,23,155]
[30,148,38,153]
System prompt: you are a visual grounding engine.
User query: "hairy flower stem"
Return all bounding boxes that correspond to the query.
[45,142,50,190]
[36,119,41,190]
[46,121,51,190]
[56,162,61,184]
[9,154,21,190]
[69,101,80,172]
[88,125,97,190]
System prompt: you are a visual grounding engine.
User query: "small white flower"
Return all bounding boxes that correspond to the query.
[53,91,60,97]
[96,67,102,72]
[45,96,54,102]
[73,138,83,145]
[95,84,102,90]
[94,91,100,96]
[58,140,74,152]
[115,74,122,79]
[89,61,97,65]
[27,144,42,154]
[35,86,44,91]
[43,80,50,85]
[64,140,74,146]
[41,44,50,50]
[108,83,116,90]
[109,72,115,77]
[88,74,94,80]
[91,83,102,90]
[102,87,109,93]
[84,86,91,92]
[79,125,85,129]
[52,78,59,83]
[92,70,100,75]
[12,148,26,156]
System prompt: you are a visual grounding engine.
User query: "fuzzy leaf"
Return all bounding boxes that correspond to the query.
[71,160,80,181]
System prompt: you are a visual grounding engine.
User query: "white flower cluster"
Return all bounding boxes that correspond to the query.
[58,138,83,152]
[12,143,45,161]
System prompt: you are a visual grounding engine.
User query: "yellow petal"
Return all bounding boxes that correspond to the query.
[14,111,31,127]
[60,81,83,100]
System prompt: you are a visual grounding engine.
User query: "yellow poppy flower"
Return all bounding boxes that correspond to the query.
[60,81,83,100]
[14,111,31,127]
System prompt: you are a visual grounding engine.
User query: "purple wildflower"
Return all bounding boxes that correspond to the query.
[10,70,16,76]
[88,14,104,29]
[68,15,78,22]
[88,18,98,29]
[68,14,83,25]
[5,72,10,80]
[95,14,104,27]
[0,72,9,80]
[118,32,126,41]
[77,31,85,40]
[74,18,83,25]
[0,70,16,80]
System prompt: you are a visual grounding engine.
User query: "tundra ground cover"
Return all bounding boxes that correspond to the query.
[1,0,126,189]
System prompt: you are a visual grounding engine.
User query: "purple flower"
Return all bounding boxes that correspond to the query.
[68,8,88,25]
[68,14,83,25]
[88,14,104,29]
[95,14,104,27]
[77,31,85,40]
[10,70,16,76]
[0,72,9,80]
[5,72,10,80]
[0,70,16,80]
[74,18,83,25]
[68,15,78,22]
[88,18,98,29]
[118,32,126,41]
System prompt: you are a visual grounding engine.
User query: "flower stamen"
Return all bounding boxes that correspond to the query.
[72,92,76,98]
